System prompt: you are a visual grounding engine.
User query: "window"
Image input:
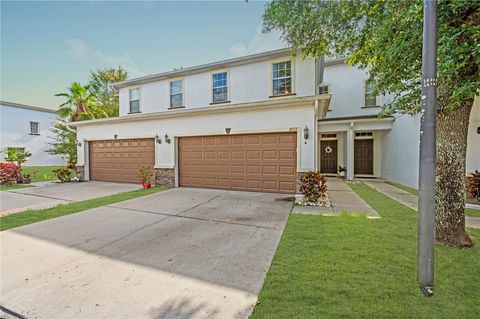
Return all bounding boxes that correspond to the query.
[212,72,228,103]
[365,80,378,107]
[129,88,140,113]
[29,121,39,135]
[355,132,373,137]
[170,80,183,108]
[321,133,337,139]
[318,84,329,95]
[272,61,292,96]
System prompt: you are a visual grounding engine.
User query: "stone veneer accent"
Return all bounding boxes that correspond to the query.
[76,165,85,181]
[155,168,175,188]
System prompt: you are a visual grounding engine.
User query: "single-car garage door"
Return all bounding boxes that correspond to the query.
[89,138,155,183]
[179,132,297,194]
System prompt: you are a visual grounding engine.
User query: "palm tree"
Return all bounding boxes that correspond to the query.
[55,82,102,122]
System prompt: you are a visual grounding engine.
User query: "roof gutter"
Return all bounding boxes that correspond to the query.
[71,94,331,127]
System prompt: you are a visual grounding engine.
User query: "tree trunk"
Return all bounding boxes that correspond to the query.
[435,103,475,247]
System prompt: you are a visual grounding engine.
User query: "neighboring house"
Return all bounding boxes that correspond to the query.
[0,101,65,166]
[72,48,479,193]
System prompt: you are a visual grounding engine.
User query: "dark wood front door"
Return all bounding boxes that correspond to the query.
[354,139,374,175]
[320,140,338,174]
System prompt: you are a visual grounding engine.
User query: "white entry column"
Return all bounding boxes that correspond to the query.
[346,123,355,181]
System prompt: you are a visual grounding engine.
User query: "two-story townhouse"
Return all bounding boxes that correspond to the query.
[72,48,479,193]
[0,101,65,166]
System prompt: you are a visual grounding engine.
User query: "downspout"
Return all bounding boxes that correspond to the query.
[314,56,325,171]
[314,99,319,171]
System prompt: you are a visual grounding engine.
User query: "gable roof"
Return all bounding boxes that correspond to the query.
[112,48,296,89]
[1,101,57,114]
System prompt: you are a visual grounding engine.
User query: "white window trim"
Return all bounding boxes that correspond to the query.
[128,87,141,114]
[29,121,40,135]
[210,70,230,104]
[269,58,295,97]
[363,79,380,108]
[169,78,185,109]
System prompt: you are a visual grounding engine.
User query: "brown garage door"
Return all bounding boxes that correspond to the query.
[89,138,155,183]
[179,132,297,194]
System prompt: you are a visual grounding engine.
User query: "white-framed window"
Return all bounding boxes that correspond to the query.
[272,60,292,96]
[318,84,329,95]
[29,121,39,135]
[355,132,373,137]
[129,88,140,113]
[170,80,183,108]
[212,72,228,103]
[364,80,378,107]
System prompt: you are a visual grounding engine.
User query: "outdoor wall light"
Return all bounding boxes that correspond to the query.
[304,125,309,144]
[164,134,171,144]
[225,128,231,134]
[114,134,118,140]
[155,134,162,144]
[75,139,82,147]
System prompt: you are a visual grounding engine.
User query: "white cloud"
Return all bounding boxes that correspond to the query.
[65,38,145,78]
[228,24,286,57]
[66,38,90,59]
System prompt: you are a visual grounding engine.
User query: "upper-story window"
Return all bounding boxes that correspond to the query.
[129,88,140,113]
[364,80,378,107]
[272,61,292,96]
[212,72,228,103]
[170,80,183,108]
[318,84,329,95]
[29,121,39,135]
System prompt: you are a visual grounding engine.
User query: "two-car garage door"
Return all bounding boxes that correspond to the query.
[178,132,297,194]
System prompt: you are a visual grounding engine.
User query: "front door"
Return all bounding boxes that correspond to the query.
[354,139,374,175]
[320,140,338,174]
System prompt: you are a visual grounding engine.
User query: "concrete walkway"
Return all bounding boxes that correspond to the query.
[293,178,379,218]
[363,179,480,229]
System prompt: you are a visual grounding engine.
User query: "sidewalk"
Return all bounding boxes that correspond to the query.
[362,179,480,229]
[293,178,379,219]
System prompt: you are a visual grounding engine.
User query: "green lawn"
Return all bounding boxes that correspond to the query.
[251,183,479,318]
[466,208,480,218]
[0,186,165,231]
[387,180,480,218]
[21,166,64,182]
[0,184,35,191]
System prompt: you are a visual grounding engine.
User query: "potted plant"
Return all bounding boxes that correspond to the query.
[338,165,346,178]
[21,174,32,184]
[139,166,153,189]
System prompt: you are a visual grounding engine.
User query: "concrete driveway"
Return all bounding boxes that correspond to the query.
[0,181,140,216]
[0,188,293,319]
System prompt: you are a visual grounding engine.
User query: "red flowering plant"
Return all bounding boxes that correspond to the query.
[0,162,22,185]
[297,171,329,206]
[53,167,74,182]
[466,170,480,203]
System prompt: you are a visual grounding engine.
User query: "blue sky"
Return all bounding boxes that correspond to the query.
[1,1,284,109]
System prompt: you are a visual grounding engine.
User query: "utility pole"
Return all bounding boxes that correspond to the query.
[418,0,437,297]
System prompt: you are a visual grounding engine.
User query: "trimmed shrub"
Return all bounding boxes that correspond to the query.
[467,170,480,201]
[0,162,22,185]
[298,171,328,205]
